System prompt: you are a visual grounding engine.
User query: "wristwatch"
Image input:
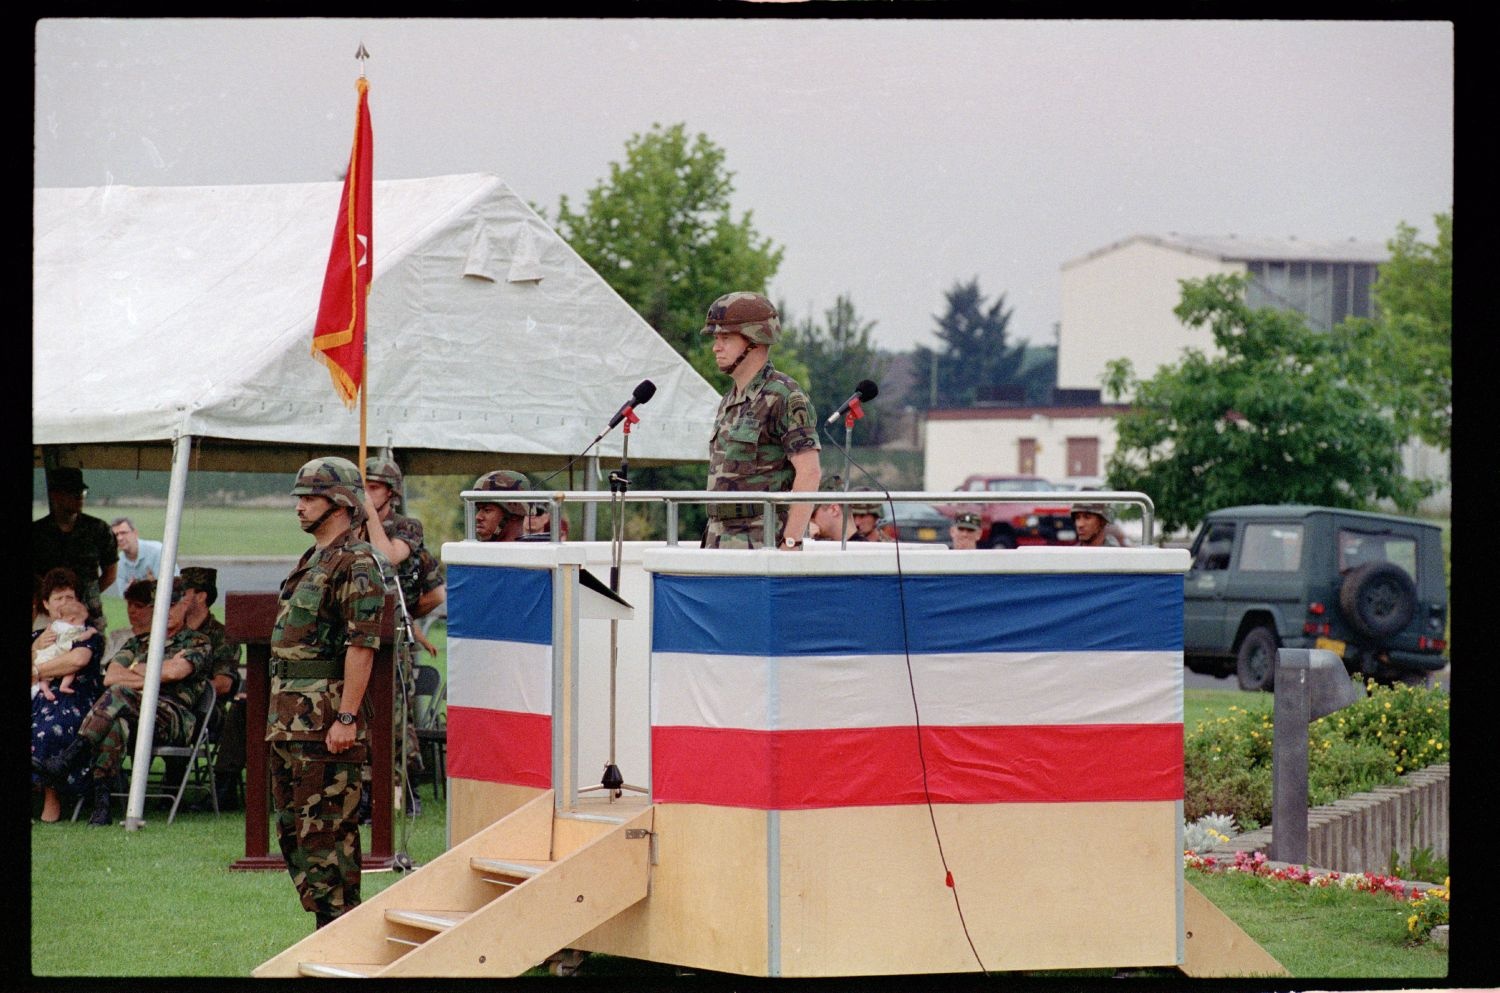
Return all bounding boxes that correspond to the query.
[336,711,358,726]
[782,537,802,549]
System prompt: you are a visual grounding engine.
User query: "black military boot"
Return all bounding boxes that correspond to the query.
[87,779,114,827]
[33,737,91,786]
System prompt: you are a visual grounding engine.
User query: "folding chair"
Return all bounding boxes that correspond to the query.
[412,664,447,801]
[125,680,221,824]
[72,680,221,824]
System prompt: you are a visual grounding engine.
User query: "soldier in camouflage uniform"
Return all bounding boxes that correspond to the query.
[414,543,447,618]
[268,456,384,929]
[178,566,246,809]
[701,292,821,549]
[847,487,886,542]
[32,467,118,635]
[470,469,532,543]
[359,456,428,815]
[37,576,213,826]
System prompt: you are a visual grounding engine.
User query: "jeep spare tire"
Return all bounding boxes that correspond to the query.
[1338,562,1417,639]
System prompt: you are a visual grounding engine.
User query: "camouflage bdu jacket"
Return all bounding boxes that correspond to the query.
[372,512,426,612]
[110,626,214,714]
[266,529,384,744]
[708,360,821,498]
[194,612,242,686]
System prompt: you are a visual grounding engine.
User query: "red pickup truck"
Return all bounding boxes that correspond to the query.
[941,475,1078,549]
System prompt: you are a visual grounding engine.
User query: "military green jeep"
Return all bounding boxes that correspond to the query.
[1182,505,1448,691]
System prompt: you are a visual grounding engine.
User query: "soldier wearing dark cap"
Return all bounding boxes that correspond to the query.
[701,291,821,549]
[32,467,118,635]
[950,512,982,550]
[470,470,531,542]
[268,456,385,929]
[35,576,213,827]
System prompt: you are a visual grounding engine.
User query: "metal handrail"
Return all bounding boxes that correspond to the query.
[460,489,1156,546]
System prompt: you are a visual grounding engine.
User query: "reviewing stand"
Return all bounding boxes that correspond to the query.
[225,591,399,872]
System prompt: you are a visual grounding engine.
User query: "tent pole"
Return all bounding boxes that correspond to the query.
[584,455,600,541]
[123,430,194,831]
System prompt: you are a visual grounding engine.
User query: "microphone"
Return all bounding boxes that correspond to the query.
[825,379,879,425]
[608,379,657,429]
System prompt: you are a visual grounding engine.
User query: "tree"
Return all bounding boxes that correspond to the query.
[1103,274,1431,535]
[911,278,1038,408]
[552,122,785,383]
[779,293,890,445]
[1336,214,1451,452]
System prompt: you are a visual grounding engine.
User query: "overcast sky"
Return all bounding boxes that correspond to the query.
[34,17,1453,354]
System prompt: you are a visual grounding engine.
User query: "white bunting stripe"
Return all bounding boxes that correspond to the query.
[651,650,1182,731]
[447,636,552,716]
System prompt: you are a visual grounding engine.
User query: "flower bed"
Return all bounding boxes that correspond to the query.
[1184,849,1451,942]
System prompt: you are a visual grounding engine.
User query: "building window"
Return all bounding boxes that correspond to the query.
[1018,438,1037,475]
[1245,259,1381,329]
[1066,437,1099,478]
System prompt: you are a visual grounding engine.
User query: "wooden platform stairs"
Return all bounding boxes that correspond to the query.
[253,791,653,978]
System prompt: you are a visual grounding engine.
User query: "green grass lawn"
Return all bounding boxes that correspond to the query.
[36,502,312,557]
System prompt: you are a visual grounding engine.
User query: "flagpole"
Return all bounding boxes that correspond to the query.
[356,42,370,479]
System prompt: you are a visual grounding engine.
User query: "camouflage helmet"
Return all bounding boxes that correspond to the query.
[700,291,780,346]
[472,469,531,516]
[291,456,365,514]
[1070,501,1115,523]
[364,455,404,498]
[849,487,883,516]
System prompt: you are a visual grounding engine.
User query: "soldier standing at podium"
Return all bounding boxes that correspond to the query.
[267,457,384,930]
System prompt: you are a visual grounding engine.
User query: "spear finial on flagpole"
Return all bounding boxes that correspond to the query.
[356,42,370,78]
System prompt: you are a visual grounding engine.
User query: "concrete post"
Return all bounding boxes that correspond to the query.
[1270,659,1310,864]
[1270,649,1362,865]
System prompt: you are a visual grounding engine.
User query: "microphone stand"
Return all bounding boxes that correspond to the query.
[581,407,646,801]
[841,397,865,550]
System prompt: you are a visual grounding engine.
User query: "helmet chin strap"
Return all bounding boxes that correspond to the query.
[724,339,759,376]
[304,501,342,534]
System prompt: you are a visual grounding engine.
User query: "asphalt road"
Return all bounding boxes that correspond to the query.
[1185,663,1451,693]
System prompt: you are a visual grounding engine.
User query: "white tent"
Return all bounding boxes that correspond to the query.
[33,173,719,474]
[32,173,722,829]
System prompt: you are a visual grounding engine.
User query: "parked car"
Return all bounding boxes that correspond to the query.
[1182,505,1448,691]
[939,475,1077,548]
[876,502,955,545]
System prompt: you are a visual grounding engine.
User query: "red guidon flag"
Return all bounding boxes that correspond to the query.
[311,76,373,407]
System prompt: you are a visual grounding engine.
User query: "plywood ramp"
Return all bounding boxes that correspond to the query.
[1180,882,1290,978]
[252,791,653,978]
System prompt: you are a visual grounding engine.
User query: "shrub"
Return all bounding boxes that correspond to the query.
[1405,879,1450,943]
[1183,681,1449,827]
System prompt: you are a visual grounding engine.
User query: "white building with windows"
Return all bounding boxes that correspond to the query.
[923,233,1447,512]
[1057,233,1386,393]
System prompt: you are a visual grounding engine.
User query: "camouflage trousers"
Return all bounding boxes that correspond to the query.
[77,687,193,780]
[704,515,785,549]
[270,739,366,920]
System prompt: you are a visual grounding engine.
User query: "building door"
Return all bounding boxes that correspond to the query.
[1066,437,1099,478]
[1018,438,1037,475]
